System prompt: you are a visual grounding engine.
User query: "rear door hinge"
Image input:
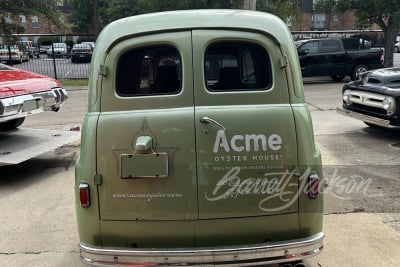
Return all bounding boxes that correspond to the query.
[99,65,107,77]
[94,174,103,185]
[280,55,288,68]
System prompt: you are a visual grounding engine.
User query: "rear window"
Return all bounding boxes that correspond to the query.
[116,45,181,96]
[205,41,272,91]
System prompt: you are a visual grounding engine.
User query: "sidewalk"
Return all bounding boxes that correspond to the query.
[304,213,400,267]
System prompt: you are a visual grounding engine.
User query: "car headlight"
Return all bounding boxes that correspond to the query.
[360,72,369,84]
[383,97,395,115]
[343,90,352,105]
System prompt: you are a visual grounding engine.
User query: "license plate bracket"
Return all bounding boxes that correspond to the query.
[121,152,168,179]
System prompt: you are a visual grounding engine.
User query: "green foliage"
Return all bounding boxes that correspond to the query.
[323,0,400,66]
[90,0,297,27]
[99,0,142,24]
[77,37,97,44]
[314,0,337,13]
[256,0,301,25]
[37,36,59,46]
[69,0,95,33]
[0,0,68,37]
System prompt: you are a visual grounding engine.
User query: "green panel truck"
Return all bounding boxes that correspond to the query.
[75,9,324,266]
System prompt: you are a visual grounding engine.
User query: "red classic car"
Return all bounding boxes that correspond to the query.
[0,63,67,131]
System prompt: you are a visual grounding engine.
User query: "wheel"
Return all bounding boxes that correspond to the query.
[330,74,345,82]
[0,118,25,131]
[351,64,368,81]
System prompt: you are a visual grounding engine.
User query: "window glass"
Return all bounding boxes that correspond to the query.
[19,15,26,28]
[205,42,272,91]
[31,16,39,28]
[301,41,318,54]
[116,45,181,96]
[320,40,340,53]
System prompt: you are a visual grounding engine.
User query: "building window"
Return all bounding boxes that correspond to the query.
[31,16,39,28]
[313,13,326,30]
[4,14,12,24]
[333,15,339,26]
[19,15,26,28]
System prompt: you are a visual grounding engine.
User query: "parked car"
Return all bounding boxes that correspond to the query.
[337,67,400,128]
[82,41,95,48]
[0,44,29,64]
[47,42,69,58]
[296,38,384,81]
[395,42,400,53]
[19,40,40,58]
[71,43,93,63]
[75,10,324,266]
[0,63,67,131]
[39,40,53,54]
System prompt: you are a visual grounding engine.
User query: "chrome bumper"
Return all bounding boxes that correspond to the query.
[80,232,324,266]
[336,107,400,129]
[0,88,67,122]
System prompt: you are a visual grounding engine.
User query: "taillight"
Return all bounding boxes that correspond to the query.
[79,183,90,208]
[308,174,320,199]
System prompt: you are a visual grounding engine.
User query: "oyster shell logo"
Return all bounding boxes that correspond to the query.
[213,130,282,153]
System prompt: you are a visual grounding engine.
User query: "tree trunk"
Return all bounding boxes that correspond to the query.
[243,0,256,10]
[382,17,399,67]
[92,0,100,37]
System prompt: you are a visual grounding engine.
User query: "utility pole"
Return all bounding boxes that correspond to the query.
[243,0,257,10]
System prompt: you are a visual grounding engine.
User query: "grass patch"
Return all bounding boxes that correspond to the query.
[59,79,88,87]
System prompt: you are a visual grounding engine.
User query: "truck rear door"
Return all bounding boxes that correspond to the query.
[97,32,198,221]
[192,30,299,219]
[96,30,299,222]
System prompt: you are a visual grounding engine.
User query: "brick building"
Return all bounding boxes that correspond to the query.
[0,1,69,44]
[1,0,382,44]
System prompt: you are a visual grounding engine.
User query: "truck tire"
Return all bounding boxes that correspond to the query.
[330,74,345,82]
[0,118,25,131]
[351,64,368,81]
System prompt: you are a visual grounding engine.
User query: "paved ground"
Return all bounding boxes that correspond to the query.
[1,82,399,266]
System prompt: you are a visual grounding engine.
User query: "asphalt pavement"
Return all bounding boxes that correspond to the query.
[0,79,399,266]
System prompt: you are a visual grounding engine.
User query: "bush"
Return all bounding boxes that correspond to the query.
[37,36,59,46]
[77,37,96,44]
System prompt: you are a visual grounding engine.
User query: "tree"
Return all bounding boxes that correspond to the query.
[69,0,96,33]
[70,0,297,37]
[97,0,243,27]
[0,0,67,41]
[317,0,400,67]
[256,0,301,26]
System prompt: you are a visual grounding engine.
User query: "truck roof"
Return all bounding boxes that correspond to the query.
[96,9,292,53]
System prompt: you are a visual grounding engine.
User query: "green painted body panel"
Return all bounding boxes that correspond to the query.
[100,214,299,248]
[75,10,322,249]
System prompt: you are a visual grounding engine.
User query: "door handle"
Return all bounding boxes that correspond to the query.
[200,116,226,130]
